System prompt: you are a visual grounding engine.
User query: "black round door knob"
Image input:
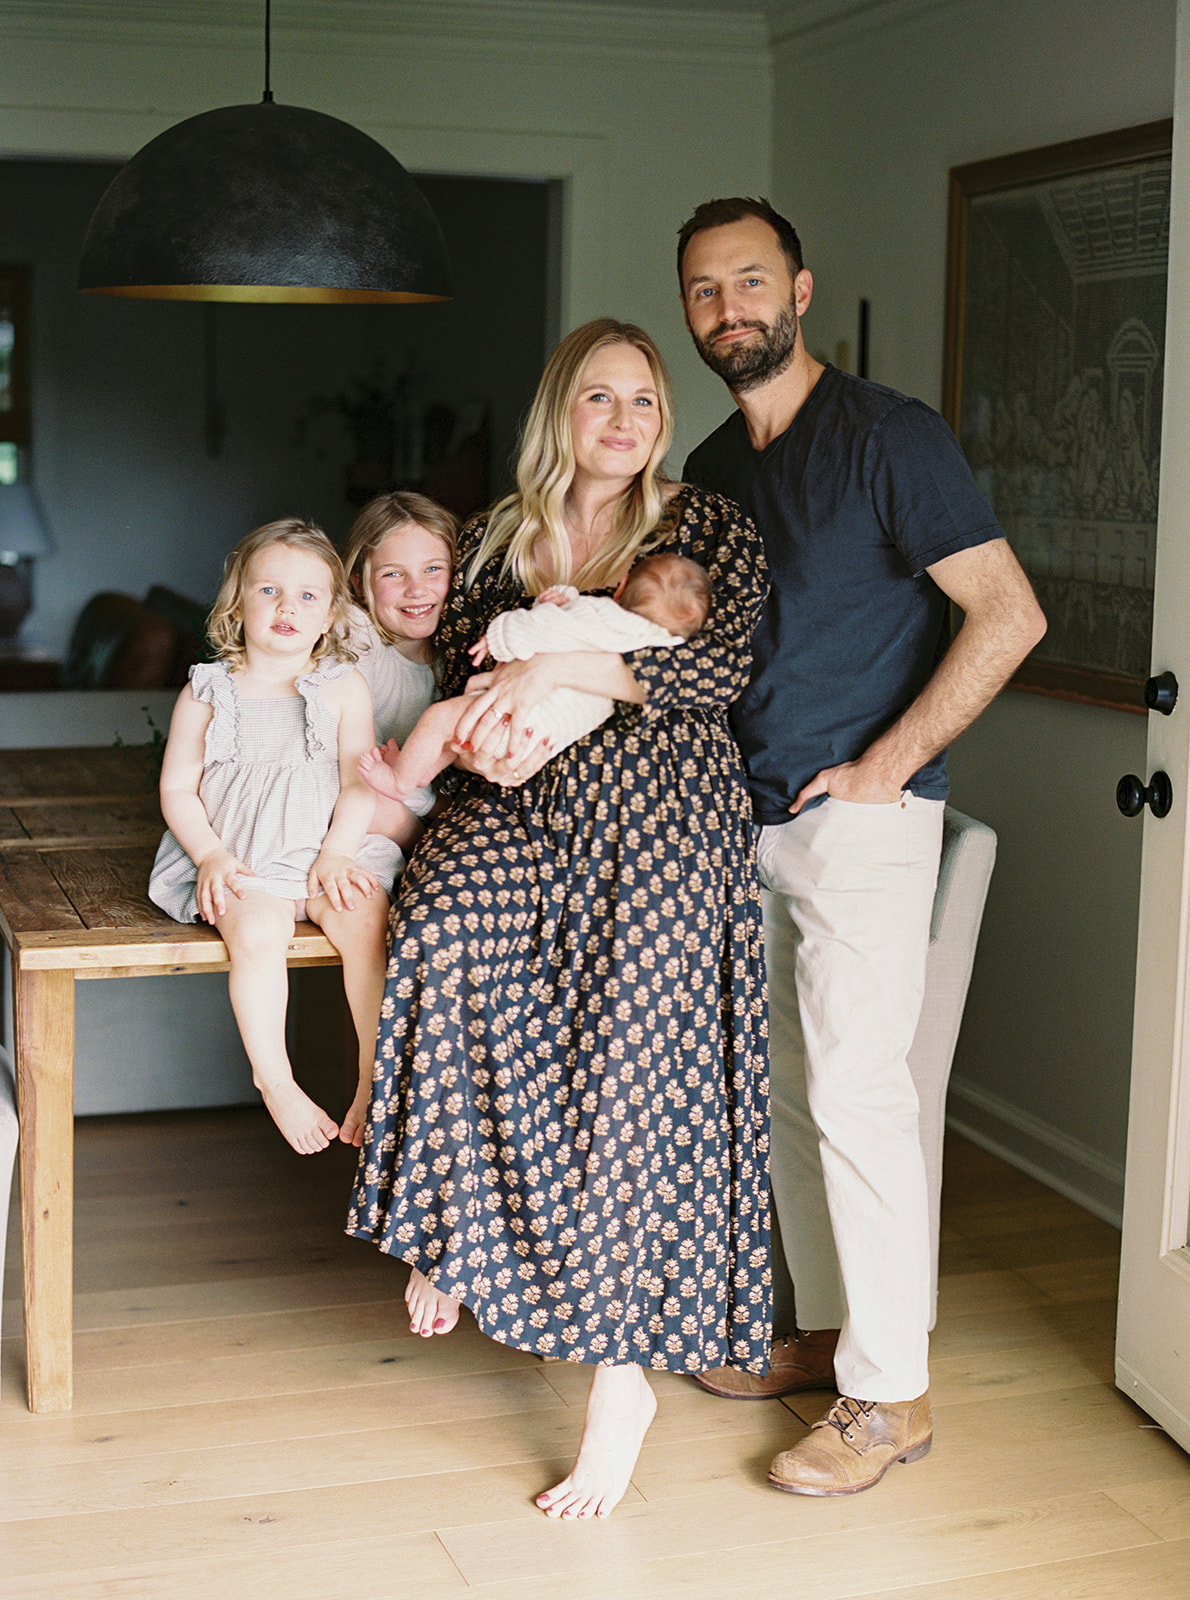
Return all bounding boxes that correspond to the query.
[1145,671,1179,715]
[1117,771,1173,818]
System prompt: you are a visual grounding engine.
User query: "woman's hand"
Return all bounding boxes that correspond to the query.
[451,732,556,787]
[455,655,561,761]
[196,847,256,925]
[307,851,379,913]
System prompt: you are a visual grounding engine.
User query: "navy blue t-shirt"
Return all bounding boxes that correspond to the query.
[683,366,1005,825]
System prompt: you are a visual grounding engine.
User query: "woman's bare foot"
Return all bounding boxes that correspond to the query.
[339,1079,371,1147]
[536,1363,657,1519]
[257,1078,338,1154]
[406,1267,460,1337]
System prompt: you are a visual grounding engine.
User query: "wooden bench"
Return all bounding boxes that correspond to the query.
[0,745,345,1412]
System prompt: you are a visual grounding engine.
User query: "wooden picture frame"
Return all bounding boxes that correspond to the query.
[0,263,30,448]
[943,121,1172,713]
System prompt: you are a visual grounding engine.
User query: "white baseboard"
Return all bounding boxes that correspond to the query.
[946,1075,1124,1228]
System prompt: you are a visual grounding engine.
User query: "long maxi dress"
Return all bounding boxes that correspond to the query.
[346,485,772,1373]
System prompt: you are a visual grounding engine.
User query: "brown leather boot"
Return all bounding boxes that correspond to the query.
[690,1328,839,1399]
[768,1392,933,1494]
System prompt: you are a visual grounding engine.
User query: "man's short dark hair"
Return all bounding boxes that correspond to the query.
[676,197,804,286]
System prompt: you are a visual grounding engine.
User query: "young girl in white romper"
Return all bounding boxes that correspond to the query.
[149,519,401,1155]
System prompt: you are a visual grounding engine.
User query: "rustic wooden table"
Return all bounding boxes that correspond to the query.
[0,745,344,1412]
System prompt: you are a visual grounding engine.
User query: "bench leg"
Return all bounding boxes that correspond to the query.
[16,967,75,1413]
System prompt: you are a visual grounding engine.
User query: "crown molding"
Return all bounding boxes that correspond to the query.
[768,0,967,53]
[3,1,770,63]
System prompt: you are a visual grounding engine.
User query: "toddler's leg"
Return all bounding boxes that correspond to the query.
[307,886,390,1147]
[368,790,425,855]
[216,892,340,1154]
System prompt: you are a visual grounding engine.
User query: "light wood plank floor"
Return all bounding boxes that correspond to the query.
[3,1112,1189,1599]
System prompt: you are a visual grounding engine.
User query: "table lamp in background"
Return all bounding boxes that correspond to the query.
[0,481,54,643]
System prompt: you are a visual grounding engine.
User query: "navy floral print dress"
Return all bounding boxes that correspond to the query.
[346,485,771,1372]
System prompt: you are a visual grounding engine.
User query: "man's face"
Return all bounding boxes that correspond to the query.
[680,217,809,392]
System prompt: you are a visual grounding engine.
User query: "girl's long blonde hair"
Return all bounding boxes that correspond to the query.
[467,318,675,594]
[208,518,354,670]
[342,491,459,653]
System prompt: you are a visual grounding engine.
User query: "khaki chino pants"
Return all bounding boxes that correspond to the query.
[757,793,944,1400]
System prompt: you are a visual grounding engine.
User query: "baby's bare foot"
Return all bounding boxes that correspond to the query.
[536,1363,656,1519]
[405,1267,460,1337]
[359,746,406,803]
[258,1079,338,1155]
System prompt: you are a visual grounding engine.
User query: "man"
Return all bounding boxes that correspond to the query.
[676,197,1045,1496]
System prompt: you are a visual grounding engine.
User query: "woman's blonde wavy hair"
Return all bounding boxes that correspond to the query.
[467,318,676,594]
[207,518,355,670]
[342,490,458,653]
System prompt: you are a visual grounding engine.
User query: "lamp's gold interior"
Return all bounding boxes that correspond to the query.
[82,284,450,303]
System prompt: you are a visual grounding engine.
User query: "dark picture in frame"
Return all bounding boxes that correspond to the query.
[943,121,1172,713]
[0,263,30,448]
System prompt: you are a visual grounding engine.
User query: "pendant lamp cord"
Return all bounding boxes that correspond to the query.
[262,0,274,103]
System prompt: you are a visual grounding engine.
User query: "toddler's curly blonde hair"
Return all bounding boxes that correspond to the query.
[207,519,355,670]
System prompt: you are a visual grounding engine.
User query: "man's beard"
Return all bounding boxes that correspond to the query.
[693,299,799,393]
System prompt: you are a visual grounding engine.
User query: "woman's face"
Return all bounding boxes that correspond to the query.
[568,343,663,489]
[366,523,453,661]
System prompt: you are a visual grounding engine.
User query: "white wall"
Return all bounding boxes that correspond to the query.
[768,0,1176,1220]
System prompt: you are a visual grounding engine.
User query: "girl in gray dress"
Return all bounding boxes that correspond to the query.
[149,519,401,1154]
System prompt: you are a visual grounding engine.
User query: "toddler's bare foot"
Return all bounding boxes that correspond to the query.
[258,1078,338,1154]
[406,1267,460,1337]
[339,1079,371,1147]
[536,1363,657,1520]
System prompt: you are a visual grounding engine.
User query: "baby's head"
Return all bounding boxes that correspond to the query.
[209,518,353,668]
[343,491,458,654]
[617,553,711,640]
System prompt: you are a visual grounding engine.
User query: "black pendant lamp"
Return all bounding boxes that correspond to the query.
[78,2,450,304]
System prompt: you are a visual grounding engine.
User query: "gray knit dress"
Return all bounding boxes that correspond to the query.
[148,659,403,923]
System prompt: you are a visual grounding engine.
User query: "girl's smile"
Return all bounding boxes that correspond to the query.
[367,523,453,662]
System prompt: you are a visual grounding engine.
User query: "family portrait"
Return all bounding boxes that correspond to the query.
[4,5,1188,1598]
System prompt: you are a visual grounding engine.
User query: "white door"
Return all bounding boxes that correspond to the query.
[1115,0,1190,1451]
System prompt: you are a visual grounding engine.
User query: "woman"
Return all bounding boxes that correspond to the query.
[347,319,771,1519]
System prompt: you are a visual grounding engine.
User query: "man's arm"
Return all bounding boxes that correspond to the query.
[791,538,1046,813]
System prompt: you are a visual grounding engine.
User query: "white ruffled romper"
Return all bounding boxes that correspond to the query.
[148,658,404,924]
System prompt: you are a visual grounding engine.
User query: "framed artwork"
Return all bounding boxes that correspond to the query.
[0,263,30,447]
[944,121,1172,712]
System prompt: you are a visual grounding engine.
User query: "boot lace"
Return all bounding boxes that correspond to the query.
[821,1396,876,1440]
